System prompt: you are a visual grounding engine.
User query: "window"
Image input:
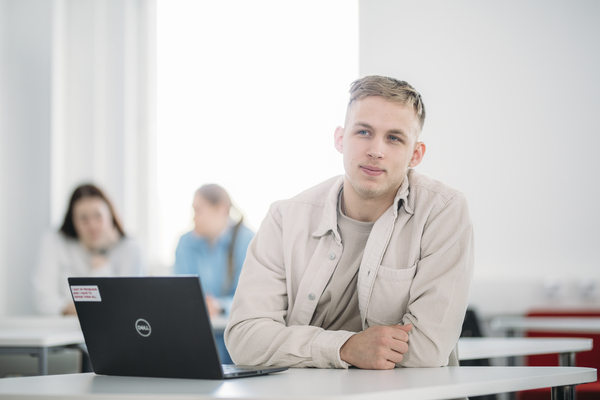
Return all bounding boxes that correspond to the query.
[157,0,358,268]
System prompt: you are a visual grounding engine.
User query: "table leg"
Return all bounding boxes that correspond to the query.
[37,347,48,375]
[557,352,577,400]
[558,352,576,367]
[551,385,575,400]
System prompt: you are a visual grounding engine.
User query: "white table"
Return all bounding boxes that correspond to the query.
[458,337,593,366]
[0,317,85,375]
[0,367,595,400]
[211,316,228,334]
[491,317,600,334]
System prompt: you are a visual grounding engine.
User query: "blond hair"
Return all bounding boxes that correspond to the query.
[348,75,426,132]
[196,183,242,293]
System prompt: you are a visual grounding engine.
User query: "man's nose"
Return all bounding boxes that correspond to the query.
[366,139,384,159]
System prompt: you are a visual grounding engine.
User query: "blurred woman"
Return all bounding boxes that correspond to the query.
[174,184,254,315]
[173,184,255,363]
[32,184,145,315]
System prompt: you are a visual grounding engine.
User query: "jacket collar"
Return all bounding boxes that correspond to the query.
[395,170,413,216]
[313,172,414,241]
[313,176,345,242]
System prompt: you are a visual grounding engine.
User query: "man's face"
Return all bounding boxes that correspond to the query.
[334,96,425,202]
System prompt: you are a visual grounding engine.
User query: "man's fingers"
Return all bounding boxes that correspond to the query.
[385,351,404,365]
[389,324,412,342]
[390,340,409,355]
[341,325,413,369]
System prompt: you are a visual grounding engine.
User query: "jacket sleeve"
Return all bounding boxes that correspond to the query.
[224,205,354,368]
[399,192,474,367]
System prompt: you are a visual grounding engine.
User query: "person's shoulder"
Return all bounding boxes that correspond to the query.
[238,222,255,238]
[177,231,198,246]
[177,230,196,241]
[407,169,467,208]
[42,230,75,247]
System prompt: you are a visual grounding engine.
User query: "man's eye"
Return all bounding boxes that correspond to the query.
[358,130,369,136]
[389,135,403,142]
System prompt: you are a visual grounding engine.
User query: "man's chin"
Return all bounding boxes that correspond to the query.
[353,182,386,198]
[346,175,394,199]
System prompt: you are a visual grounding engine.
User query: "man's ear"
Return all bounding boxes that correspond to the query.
[334,126,344,154]
[409,142,426,167]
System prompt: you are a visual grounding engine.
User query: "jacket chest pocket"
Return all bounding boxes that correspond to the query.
[366,262,417,327]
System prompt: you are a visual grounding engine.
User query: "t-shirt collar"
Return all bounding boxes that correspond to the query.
[313,173,413,240]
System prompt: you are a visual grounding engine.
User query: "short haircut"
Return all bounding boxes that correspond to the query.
[59,184,126,239]
[348,75,426,133]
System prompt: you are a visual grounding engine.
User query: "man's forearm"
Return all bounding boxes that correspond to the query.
[225,318,355,368]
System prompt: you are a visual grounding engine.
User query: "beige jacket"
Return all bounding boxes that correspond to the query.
[225,169,474,368]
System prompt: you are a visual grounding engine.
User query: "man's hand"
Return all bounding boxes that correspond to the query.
[340,324,413,369]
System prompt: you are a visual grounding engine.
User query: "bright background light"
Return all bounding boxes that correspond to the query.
[156,1,358,268]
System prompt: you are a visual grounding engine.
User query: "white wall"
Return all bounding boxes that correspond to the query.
[50,0,158,266]
[156,0,357,268]
[359,0,600,316]
[0,0,7,316]
[0,0,156,315]
[0,0,54,315]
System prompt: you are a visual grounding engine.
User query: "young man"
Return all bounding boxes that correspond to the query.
[225,75,474,369]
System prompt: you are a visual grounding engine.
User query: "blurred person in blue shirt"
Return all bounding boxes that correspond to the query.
[173,183,254,363]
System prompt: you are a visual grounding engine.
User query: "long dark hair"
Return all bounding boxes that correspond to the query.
[59,184,126,239]
[196,184,243,293]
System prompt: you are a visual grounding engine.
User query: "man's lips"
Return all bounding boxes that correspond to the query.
[360,165,385,177]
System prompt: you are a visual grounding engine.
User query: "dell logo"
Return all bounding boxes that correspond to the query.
[135,318,151,337]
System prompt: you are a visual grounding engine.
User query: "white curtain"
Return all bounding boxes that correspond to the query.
[0,0,157,315]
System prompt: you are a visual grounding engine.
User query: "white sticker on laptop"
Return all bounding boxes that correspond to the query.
[70,285,102,302]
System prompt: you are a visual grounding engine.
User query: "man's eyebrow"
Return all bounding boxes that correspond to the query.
[354,122,409,138]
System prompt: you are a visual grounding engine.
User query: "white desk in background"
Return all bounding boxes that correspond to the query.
[491,316,600,335]
[0,367,595,400]
[0,317,84,375]
[458,337,592,366]
[211,315,228,333]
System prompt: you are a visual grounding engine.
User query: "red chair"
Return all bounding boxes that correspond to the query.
[517,310,600,400]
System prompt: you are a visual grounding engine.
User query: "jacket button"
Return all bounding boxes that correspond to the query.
[308,293,315,301]
[328,253,336,260]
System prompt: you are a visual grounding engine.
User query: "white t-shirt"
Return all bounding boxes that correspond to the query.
[31,231,146,315]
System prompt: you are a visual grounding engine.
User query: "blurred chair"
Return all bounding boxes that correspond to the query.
[517,309,600,400]
[460,308,498,400]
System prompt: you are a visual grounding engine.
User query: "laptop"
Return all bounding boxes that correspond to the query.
[68,276,288,379]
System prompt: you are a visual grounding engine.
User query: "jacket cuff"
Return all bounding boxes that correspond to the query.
[311,330,356,369]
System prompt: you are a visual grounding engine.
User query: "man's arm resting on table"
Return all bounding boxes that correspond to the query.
[397,192,474,367]
[340,324,413,369]
[226,202,357,369]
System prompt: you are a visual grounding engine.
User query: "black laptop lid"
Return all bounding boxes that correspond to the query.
[68,276,224,379]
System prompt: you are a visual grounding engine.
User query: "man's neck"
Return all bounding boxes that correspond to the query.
[341,179,399,223]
